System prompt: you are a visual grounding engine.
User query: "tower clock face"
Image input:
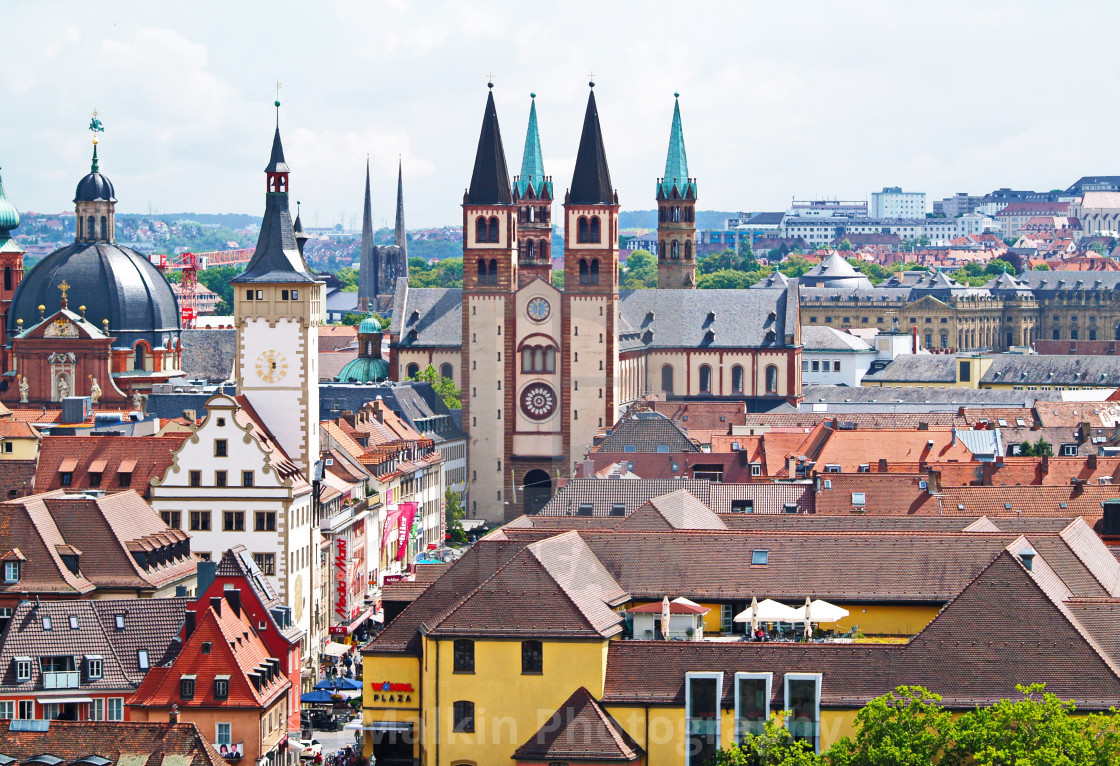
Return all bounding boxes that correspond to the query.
[520,382,557,420]
[527,297,551,322]
[255,349,288,382]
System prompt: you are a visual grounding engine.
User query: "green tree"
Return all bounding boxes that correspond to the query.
[196,264,244,314]
[336,267,360,292]
[836,238,853,252]
[697,269,756,289]
[705,717,822,766]
[778,255,815,278]
[983,259,1015,276]
[1090,242,1107,255]
[825,687,955,766]
[410,257,463,288]
[409,363,462,409]
[551,269,565,289]
[738,237,757,268]
[337,311,389,330]
[1019,437,1053,457]
[445,489,468,546]
[1034,263,1051,271]
[621,249,658,289]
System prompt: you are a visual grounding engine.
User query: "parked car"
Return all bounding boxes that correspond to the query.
[297,740,321,760]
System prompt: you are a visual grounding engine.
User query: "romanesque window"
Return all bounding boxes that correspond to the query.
[520,346,556,373]
[524,239,535,259]
[406,363,420,378]
[440,363,454,381]
[765,365,779,394]
[579,259,589,285]
[487,217,500,243]
[578,216,590,243]
[589,216,602,243]
[732,365,744,393]
[662,364,674,393]
[685,241,693,259]
[699,365,712,393]
[488,259,498,285]
[4,267,11,292]
[672,240,680,259]
[589,259,600,285]
[475,216,487,242]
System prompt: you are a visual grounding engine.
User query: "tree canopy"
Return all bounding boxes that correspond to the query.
[408,363,462,409]
[621,249,657,289]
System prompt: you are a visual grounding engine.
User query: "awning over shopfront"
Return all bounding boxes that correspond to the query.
[39,696,93,704]
[330,607,374,637]
[322,641,350,657]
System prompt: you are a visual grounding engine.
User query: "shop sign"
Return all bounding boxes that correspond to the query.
[334,537,349,620]
[370,681,414,704]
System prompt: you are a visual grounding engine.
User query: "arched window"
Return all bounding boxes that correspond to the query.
[589,216,601,243]
[578,216,590,243]
[658,207,666,223]
[87,216,95,240]
[589,259,600,285]
[406,363,420,379]
[731,365,744,393]
[765,365,778,394]
[540,240,549,259]
[100,216,108,240]
[533,347,544,371]
[4,267,11,292]
[487,216,500,243]
[77,217,82,239]
[521,348,532,372]
[488,259,498,285]
[440,363,454,381]
[544,347,555,373]
[477,259,487,284]
[685,241,693,259]
[661,364,674,393]
[699,364,712,393]
[520,345,558,373]
[134,344,146,371]
[579,259,589,285]
[475,216,487,242]
[524,239,535,259]
[671,240,680,259]
[672,207,681,223]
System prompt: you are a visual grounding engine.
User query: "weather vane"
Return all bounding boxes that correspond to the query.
[89,109,104,145]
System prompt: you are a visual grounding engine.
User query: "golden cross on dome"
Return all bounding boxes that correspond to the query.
[57,280,70,303]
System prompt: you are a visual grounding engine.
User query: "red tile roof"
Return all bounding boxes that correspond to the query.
[0,720,224,765]
[512,687,643,762]
[35,434,190,497]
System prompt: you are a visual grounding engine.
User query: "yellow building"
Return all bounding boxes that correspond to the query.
[0,420,40,460]
[362,501,1120,765]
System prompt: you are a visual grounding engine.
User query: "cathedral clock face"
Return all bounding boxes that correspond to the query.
[255,349,288,382]
[527,297,551,322]
[520,383,557,420]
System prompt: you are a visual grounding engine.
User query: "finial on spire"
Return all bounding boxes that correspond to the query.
[674,91,680,99]
[89,109,104,145]
[274,81,282,126]
[530,92,536,99]
[488,73,494,89]
[588,72,596,88]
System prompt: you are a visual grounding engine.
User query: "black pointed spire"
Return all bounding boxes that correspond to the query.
[568,85,614,205]
[395,158,408,260]
[466,86,512,205]
[265,127,289,174]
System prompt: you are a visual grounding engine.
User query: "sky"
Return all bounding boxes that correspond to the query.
[1,0,1117,229]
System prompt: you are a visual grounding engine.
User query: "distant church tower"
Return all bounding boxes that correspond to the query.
[0,169,24,372]
[513,94,552,286]
[232,108,324,480]
[357,160,408,313]
[656,94,697,289]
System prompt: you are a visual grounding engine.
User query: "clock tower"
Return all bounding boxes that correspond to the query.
[232,107,324,480]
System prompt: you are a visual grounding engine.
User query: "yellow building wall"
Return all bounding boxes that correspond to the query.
[428,636,610,766]
[361,653,423,761]
[0,438,38,460]
[605,705,861,763]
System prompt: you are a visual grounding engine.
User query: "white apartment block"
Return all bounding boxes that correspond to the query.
[871,187,926,219]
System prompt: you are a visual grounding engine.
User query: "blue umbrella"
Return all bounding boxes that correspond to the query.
[314,677,362,691]
[300,689,336,704]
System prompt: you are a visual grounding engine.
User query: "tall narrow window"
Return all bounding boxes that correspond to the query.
[735,673,772,742]
[521,640,543,674]
[686,673,723,766]
[672,240,680,259]
[4,267,11,291]
[590,259,600,284]
[134,345,145,370]
[685,241,693,259]
[477,259,487,284]
[765,365,778,394]
[589,216,601,243]
[578,216,590,243]
[87,216,95,240]
[487,216,500,243]
[579,259,589,285]
[489,259,498,285]
[440,363,454,381]
[731,365,744,393]
[785,674,822,753]
[453,639,474,673]
[452,701,475,732]
[524,239,535,259]
[699,364,712,393]
[661,364,674,393]
[475,216,487,242]
[100,216,108,240]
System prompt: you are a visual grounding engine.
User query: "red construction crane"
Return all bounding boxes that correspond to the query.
[150,249,254,328]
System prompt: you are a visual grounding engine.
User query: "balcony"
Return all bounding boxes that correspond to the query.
[42,671,80,689]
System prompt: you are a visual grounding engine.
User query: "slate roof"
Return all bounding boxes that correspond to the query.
[513,686,643,762]
[568,88,615,205]
[862,355,958,384]
[537,478,813,517]
[390,287,463,347]
[178,329,236,382]
[0,598,187,691]
[0,720,224,766]
[981,355,1120,388]
[466,88,513,205]
[801,326,873,352]
[801,384,1033,407]
[618,287,795,351]
[597,413,698,453]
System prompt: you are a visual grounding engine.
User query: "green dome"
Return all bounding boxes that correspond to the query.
[0,170,20,233]
[336,356,391,384]
[358,316,381,333]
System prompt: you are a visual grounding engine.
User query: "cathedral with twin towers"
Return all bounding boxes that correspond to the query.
[389,83,802,522]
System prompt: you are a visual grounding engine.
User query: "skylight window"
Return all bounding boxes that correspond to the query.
[751,550,769,566]
[851,492,866,506]
[69,615,78,630]
[137,649,149,670]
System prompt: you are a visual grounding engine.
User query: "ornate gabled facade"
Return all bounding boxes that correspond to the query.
[392,87,801,523]
[656,94,698,289]
[357,160,409,314]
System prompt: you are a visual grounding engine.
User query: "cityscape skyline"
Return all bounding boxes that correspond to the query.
[1,0,1117,228]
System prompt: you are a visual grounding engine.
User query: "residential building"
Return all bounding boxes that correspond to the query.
[0,719,224,765]
[788,199,867,218]
[0,597,187,722]
[34,434,189,499]
[0,489,197,611]
[800,327,877,386]
[932,192,983,218]
[993,201,1071,238]
[870,186,925,218]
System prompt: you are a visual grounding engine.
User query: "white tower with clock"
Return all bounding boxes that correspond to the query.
[232,116,323,481]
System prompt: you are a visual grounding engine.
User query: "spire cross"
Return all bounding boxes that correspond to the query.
[57,280,70,305]
[487,72,494,88]
[588,71,596,86]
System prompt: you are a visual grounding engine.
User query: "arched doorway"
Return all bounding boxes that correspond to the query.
[523,469,552,516]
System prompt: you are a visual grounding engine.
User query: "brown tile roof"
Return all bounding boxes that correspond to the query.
[936,484,1114,526]
[813,428,974,473]
[0,421,38,439]
[595,414,700,454]
[617,490,727,531]
[0,459,36,499]
[815,473,931,514]
[380,563,452,604]
[513,686,643,762]
[645,400,746,430]
[319,325,358,352]
[35,435,190,497]
[538,479,813,517]
[0,720,224,765]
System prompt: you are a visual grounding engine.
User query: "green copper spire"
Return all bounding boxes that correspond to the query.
[658,94,696,199]
[516,93,550,197]
[0,168,21,252]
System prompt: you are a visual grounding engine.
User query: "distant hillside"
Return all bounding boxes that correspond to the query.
[620,210,739,230]
[116,213,260,228]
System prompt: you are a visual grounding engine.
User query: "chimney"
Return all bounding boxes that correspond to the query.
[1042,453,1050,474]
[210,596,222,617]
[1078,421,1091,444]
[341,410,356,428]
[951,426,957,446]
[183,611,196,640]
[1089,453,1098,469]
[195,560,217,598]
[182,409,197,422]
[169,704,179,724]
[877,458,888,473]
[225,588,241,617]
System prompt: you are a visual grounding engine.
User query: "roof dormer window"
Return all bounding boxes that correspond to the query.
[3,561,19,583]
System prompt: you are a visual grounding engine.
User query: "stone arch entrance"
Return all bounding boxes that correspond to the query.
[523,469,552,516]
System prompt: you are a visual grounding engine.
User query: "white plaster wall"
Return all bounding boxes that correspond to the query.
[567,295,616,465]
[466,295,508,521]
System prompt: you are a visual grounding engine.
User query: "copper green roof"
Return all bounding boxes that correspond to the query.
[515,94,551,197]
[358,315,381,333]
[0,168,20,235]
[336,355,391,384]
[657,95,696,200]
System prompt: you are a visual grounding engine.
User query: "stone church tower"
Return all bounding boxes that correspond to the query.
[513,94,553,287]
[358,160,409,314]
[656,94,697,289]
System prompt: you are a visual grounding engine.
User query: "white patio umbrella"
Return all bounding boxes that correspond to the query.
[736,598,799,623]
[661,596,671,641]
[803,597,812,640]
[792,598,850,624]
[748,596,759,635]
